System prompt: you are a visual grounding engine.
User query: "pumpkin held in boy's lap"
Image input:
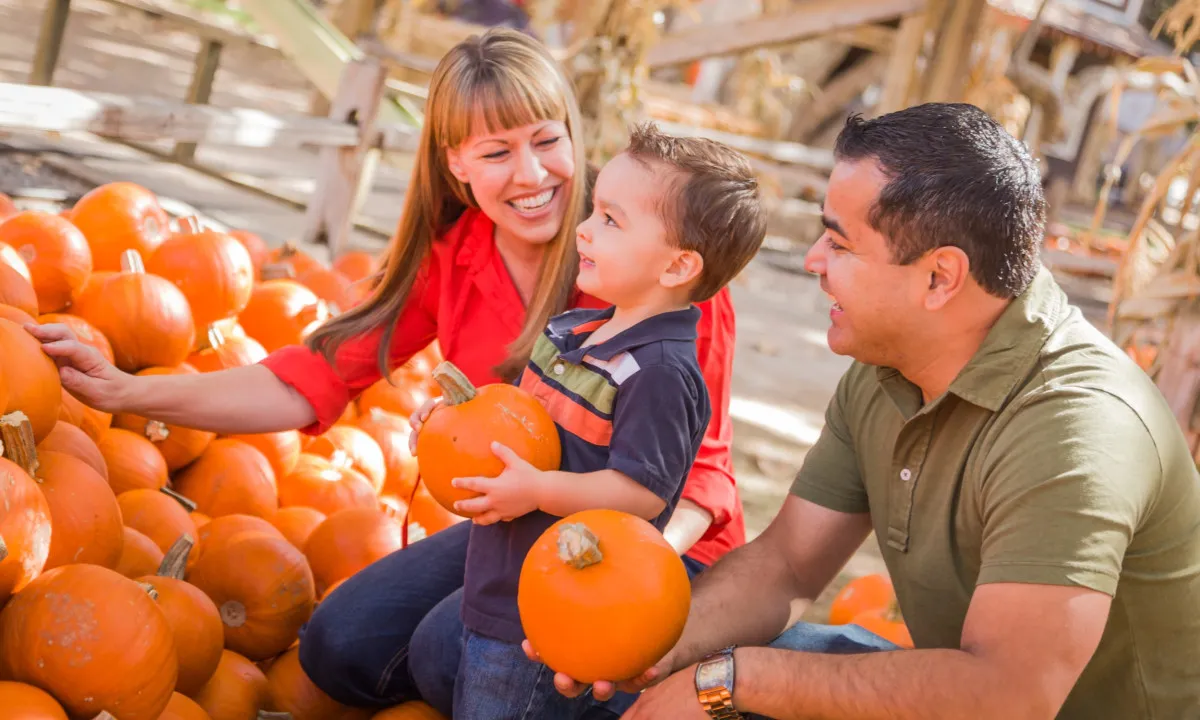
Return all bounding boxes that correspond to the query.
[415,361,561,517]
[518,509,691,683]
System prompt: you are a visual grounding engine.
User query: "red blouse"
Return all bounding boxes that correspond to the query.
[259,209,744,566]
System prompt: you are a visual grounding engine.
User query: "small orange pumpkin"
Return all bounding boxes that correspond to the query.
[851,601,914,649]
[296,266,355,315]
[371,701,449,720]
[238,279,329,353]
[148,217,255,330]
[224,429,302,479]
[58,387,112,442]
[0,240,32,282]
[332,250,377,282]
[114,525,165,579]
[358,374,431,421]
[0,317,62,442]
[0,256,38,316]
[0,563,178,719]
[158,692,212,720]
[357,408,419,501]
[416,362,560,517]
[187,325,267,373]
[277,453,379,516]
[38,311,114,363]
[116,487,198,554]
[0,681,69,719]
[306,424,387,493]
[228,229,271,277]
[828,573,895,626]
[173,438,278,519]
[264,646,373,720]
[190,649,269,720]
[0,448,52,602]
[96,426,169,495]
[37,420,108,479]
[0,211,92,313]
[518,509,690,684]
[68,181,170,272]
[0,302,35,325]
[303,507,405,597]
[113,364,215,470]
[36,448,125,571]
[262,241,323,279]
[268,506,327,551]
[0,193,17,220]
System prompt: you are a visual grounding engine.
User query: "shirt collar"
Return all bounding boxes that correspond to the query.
[548,305,701,363]
[877,265,1068,415]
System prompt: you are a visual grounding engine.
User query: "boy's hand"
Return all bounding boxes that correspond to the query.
[407,397,443,455]
[452,442,545,525]
[520,639,674,700]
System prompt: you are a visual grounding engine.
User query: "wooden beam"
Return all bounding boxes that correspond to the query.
[920,0,988,103]
[828,23,897,53]
[877,13,927,114]
[652,121,836,171]
[792,54,890,141]
[96,0,276,51]
[646,0,925,68]
[0,82,418,151]
[30,0,73,86]
[174,39,224,163]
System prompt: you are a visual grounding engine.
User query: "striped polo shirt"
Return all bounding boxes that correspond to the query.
[461,304,713,643]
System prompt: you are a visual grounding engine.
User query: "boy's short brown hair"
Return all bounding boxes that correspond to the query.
[623,122,767,301]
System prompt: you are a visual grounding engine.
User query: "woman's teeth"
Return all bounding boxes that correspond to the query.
[510,188,554,212]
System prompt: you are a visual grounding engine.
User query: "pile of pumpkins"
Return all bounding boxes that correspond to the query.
[826,573,913,648]
[0,182,460,720]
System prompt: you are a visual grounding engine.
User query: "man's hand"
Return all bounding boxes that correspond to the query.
[520,639,675,702]
[623,662,711,720]
[451,442,544,524]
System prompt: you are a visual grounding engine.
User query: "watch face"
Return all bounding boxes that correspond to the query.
[696,659,729,690]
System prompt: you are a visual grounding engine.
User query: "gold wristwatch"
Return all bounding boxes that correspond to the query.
[695,646,743,719]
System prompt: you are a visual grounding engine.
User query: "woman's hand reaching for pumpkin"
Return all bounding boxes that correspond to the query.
[408,396,443,454]
[26,322,134,413]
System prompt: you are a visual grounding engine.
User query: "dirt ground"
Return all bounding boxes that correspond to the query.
[1,0,1119,617]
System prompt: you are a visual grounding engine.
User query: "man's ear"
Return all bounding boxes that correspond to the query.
[446,147,469,184]
[923,246,970,311]
[660,250,704,291]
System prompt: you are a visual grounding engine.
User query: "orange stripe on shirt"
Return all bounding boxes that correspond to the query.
[570,318,608,335]
[519,368,613,446]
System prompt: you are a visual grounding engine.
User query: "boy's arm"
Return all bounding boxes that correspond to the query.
[535,468,666,519]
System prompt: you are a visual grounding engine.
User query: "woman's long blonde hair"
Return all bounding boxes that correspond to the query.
[306,28,589,382]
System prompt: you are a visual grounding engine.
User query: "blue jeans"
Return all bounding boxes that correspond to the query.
[408,556,711,719]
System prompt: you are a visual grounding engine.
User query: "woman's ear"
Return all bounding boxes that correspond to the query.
[446,147,470,184]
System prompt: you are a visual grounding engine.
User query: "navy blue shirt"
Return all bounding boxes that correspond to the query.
[460,305,712,643]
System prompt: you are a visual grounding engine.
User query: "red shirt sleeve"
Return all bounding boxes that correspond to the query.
[680,287,739,529]
[259,256,441,435]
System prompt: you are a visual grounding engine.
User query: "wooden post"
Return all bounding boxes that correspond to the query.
[174,39,224,163]
[301,58,388,257]
[30,0,73,86]
[919,0,987,104]
[876,13,927,115]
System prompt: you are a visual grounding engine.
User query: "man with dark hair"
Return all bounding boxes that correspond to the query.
[538,103,1200,719]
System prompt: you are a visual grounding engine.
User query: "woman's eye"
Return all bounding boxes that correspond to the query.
[483,150,508,160]
[538,137,560,148]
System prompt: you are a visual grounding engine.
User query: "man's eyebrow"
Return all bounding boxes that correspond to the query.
[822,214,848,238]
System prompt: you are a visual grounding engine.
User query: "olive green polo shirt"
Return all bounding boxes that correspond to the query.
[792,266,1200,718]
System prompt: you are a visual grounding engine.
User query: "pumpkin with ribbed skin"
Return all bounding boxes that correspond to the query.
[159,692,212,720]
[34,448,125,570]
[268,506,326,552]
[69,181,169,272]
[0,211,92,313]
[224,429,302,479]
[187,513,284,576]
[73,250,195,372]
[191,650,269,720]
[306,424,387,493]
[517,509,691,684]
[277,453,379,517]
[138,537,226,697]
[173,439,278,519]
[114,525,164,578]
[417,362,560,517]
[38,311,114,363]
[117,487,197,554]
[303,507,404,598]
[264,647,372,720]
[97,426,169,494]
[187,326,267,373]
[58,387,112,441]
[0,564,178,720]
[37,420,108,479]
[238,279,329,353]
[0,317,62,442]
[371,702,448,720]
[148,218,255,329]
[357,409,419,501]
[186,528,316,660]
[0,257,37,316]
[113,364,215,470]
[0,681,70,719]
[0,454,52,602]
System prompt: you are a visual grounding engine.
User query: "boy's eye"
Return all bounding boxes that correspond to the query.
[604,213,617,227]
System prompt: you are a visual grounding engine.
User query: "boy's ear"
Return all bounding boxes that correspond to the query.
[660,250,704,291]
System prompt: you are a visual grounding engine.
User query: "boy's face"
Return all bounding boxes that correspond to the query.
[576,153,701,307]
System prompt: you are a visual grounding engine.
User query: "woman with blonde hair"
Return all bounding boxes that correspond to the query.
[29,27,744,714]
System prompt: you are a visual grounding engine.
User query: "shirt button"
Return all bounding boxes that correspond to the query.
[554,363,565,375]
[899,468,912,482]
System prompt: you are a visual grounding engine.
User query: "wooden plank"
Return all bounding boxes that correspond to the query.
[301,59,389,258]
[645,0,925,68]
[30,0,73,86]
[96,0,276,50]
[651,120,836,171]
[877,13,927,114]
[828,23,896,53]
[920,0,988,102]
[174,39,224,163]
[791,54,889,141]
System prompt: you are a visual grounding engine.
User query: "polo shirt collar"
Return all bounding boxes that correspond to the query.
[876,265,1068,414]
[550,305,701,363]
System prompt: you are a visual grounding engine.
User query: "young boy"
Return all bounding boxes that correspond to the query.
[408,121,767,719]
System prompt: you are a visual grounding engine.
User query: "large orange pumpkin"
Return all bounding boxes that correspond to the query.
[35,447,125,571]
[117,487,198,554]
[186,529,316,660]
[0,564,178,719]
[0,681,70,719]
[0,302,35,325]
[138,536,226,696]
[37,419,108,479]
[264,647,372,720]
[238,279,329,353]
[303,507,404,597]
[113,364,215,470]
[190,650,269,720]
[0,257,38,316]
[416,362,560,517]
[97,426,169,495]
[0,453,52,603]
[0,317,62,442]
[356,408,419,500]
[227,229,271,277]
[148,217,255,330]
[517,509,690,683]
[73,249,195,372]
[0,211,92,313]
[306,424,387,493]
[225,429,302,479]
[371,702,448,720]
[58,387,112,441]
[158,692,212,720]
[38,311,114,363]
[186,513,284,575]
[268,506,327,552]
[277,453,379,516]
[0,240,32,282]
[187,326,267,373]
[173,438,278,519]
[69,181,170,272]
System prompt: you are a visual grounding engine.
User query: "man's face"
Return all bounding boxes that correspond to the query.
[803,159,928,366]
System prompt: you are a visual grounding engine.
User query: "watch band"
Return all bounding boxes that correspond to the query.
[695,646,744,719]
[697,688,743,719]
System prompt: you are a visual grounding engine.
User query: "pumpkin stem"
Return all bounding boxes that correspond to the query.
[555,522,603,570]
[144,420,171,443]
[0,534,8,563]
[160,486,198,512]
[0,412,39,477]
[432,361,477,405]
[138,581,159,601]
[157,534,194,579]
[178,216,201,234]
[93,713,117,720]
[120,249,146,275]
[259,263,295,280]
